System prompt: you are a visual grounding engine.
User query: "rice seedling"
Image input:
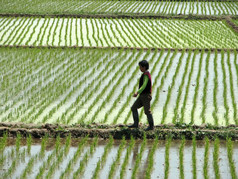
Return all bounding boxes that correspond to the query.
[39,17,50,46]
[0,132,7,154]
[0,18,26,45]
[192,135,197,179]
[60,135,88,179]
[179,136,185,179]
[92,136,114,179]
[15,17,35,45]
[172,49,190,123]
[221,50,229,126]
[164,136,172,179]
[131,133,147,179]
[161,49,182,123]
[36,135,62,179]
[203,137,209,179]
[40,135,48,157]
[226,137,237,179]
[180,50,198,123]
[25,17,40,45]
[58,17,65,46]
[108,136,126,179]
[26,134,32,155]
[45,134,71,179]
[226,50,237,125]
[145,137,159,179]
[213,137,220,179]
[72,136,99,179]
[119,136,135,179]
[46,17,56,46]
[190,49,204,124]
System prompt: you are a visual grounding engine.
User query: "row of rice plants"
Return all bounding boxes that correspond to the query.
[89,49,143,124]
[0,0,237,15]
[2,48,108,123]
[39,49,111,123]
[0,49,86,122]
[171,50,191,124]
[1,135,237,178]
[0,17,238,48]
[212,50,219,125]
[180,50,198,123]
[92,136,114,179]
[72,137,99,178]
[35,135,61,179]
[1,48,238,126]
[69,49,136,124]
[57,49,126,124]
[0,49,71,118]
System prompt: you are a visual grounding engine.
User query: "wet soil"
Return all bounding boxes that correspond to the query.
[0,45,237,52]
[0,13,237,21]
[0,122,237,140]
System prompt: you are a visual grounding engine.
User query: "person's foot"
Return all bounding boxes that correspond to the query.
[128,124,139,128]
[145,126,154,131]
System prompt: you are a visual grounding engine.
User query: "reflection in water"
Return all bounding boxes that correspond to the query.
[2,138,238,179]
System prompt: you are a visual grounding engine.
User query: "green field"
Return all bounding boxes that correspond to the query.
[1,134,238,179]
[0,0,237,16]
[1,47,237,126]
[0,0,238,178]
[0,17,237,48]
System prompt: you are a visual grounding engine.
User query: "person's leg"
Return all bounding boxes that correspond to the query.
[141,94,154,130]
[129,96,143,128]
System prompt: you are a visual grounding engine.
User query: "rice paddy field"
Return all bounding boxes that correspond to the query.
[0,0,238,178]
[1,48,238,126]
[0,17,237,48]
[1,134,238,179]
[0,0,238,16]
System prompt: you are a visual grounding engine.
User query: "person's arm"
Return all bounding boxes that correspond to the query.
[134,75,149,97]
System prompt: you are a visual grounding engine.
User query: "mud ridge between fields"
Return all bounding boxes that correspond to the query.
[0,45,238,52]
[0,122,237,140]
[0,13,237,20]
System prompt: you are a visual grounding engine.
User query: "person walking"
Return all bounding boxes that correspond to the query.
[129,60,154,131]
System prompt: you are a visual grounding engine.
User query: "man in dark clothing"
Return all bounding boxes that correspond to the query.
[129,60,154,131]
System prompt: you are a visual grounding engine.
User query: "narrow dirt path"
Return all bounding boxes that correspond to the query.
[0,122,237,140]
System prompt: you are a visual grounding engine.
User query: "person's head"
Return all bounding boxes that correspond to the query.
[139,60,149,72]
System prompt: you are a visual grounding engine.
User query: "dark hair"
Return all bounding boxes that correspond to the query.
[139,60,149,70]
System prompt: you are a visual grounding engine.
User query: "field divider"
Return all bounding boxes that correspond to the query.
[1,123,238,140]
[0,45,237,52]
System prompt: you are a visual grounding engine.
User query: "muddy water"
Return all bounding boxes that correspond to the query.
[1,138,238,178]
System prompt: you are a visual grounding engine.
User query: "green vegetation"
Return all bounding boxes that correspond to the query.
[0,48,238,126]
[0,17,237,48]
[0,0,237,16]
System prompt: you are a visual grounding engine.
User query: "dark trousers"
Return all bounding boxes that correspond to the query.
[131,93,152,115]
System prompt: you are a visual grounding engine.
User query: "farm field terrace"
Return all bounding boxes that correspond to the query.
[1,47,238,126]
[0,134,238,179]
[0,16,238,49]
[0,0,237,16]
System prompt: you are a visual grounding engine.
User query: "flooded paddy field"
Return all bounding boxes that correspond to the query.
[0,0,237,16]
[0,16,237,49]
[0,135,237,179]
[0,47,238,126]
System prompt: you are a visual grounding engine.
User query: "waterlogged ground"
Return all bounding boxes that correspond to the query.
[1,137,238,179]
[0,48,238,126]
[0,17,237,48]
[0,0,237,16]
